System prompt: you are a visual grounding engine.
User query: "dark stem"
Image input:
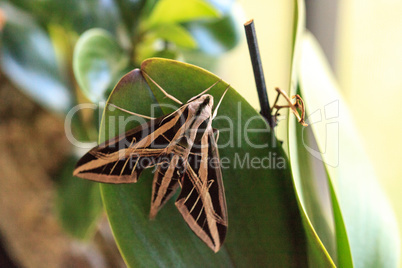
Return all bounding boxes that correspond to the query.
[244,19,275,129]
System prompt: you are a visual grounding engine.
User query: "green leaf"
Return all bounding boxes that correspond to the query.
[113,0,147,32]
[0,3,72,113]
[290,42,353,268]
[289,118,339,267]
[184,2,242,55]
[283,1,336,266]
[55,156,103,239]
[153,49,178,60]
[285,1,341,266]
[327,177,353,267]
[298,32,400,267]
[145,0,220,29]
[73,28,129,103]
[7,0,121,34]
[99,58,307,266]
[149,24,197,48]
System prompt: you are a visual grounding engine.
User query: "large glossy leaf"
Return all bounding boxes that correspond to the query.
[298,32,400,267]
[0,3,72,113]
[289,117,340,267]
[282,1,338,267]
[73,28,129,103]
[98,58,307,266]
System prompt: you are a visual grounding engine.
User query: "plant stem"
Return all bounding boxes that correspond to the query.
[244,19,275,129]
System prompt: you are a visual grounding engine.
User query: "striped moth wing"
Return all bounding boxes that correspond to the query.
[175,128,228,252]
[73,105,187,183]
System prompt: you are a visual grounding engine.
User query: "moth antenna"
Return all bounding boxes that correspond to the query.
[188,79,222,103]
[142,71,183,105]
[108,103,156,120]
[212,85,230,119]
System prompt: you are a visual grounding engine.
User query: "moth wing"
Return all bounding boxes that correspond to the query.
[175,129,228,252]
[74,107,187,183]
[149,153,184,219]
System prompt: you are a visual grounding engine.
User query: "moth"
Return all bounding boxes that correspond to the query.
[74,72,229,252]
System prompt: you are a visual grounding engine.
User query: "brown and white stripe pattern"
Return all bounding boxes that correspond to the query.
[74,76,228,252]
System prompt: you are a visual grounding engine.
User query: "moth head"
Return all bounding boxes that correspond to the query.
[187,94,215,113]
[198,94,214,108]
[187,93,214,106]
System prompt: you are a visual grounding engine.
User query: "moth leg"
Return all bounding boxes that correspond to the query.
[271,88,307,126]
[109,155,124,175]
[191,181,212,222]
[161,133,171,142]
[142,72,183,105]
[212,129,219,143]
[189,192,202,214]
[196,206,205,222]
[119,138,138,176]
[108,103,156,120]
[184,185,197,204]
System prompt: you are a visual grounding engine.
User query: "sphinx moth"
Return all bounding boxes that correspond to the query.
[74,72,229,252]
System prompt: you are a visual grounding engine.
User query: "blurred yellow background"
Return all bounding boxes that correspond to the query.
[218,0,402,265]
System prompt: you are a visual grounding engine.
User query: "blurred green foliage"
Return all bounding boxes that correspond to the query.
[0,0,240,113]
